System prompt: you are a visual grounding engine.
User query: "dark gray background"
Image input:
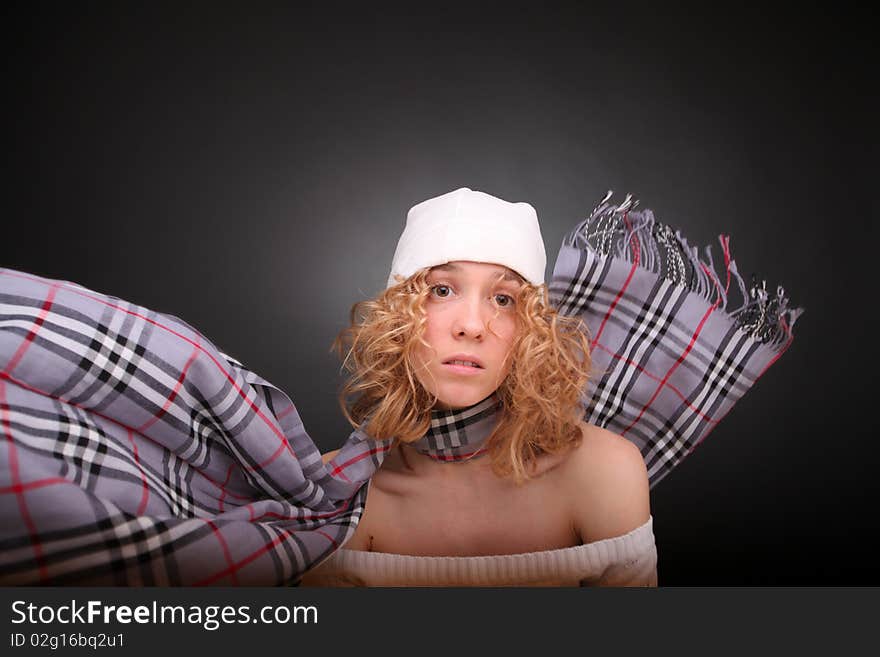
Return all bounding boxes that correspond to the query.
[3,3,875,585]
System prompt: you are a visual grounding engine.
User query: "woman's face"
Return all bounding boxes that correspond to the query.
[412,260,523,410]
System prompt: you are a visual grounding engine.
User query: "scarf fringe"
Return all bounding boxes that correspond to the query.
[564,191,805,350]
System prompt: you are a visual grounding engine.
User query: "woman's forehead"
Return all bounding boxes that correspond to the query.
[429,261,523,283]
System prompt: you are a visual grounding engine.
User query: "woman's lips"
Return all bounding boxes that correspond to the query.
[442,362,484,376]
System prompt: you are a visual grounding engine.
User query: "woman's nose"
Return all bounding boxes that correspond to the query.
[451,297,487,339]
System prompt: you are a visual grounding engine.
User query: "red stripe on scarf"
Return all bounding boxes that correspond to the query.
[136,341,202,434]
[619,294,721,437]
[205,520,239,586]
[0,379,49,581]
[328,443,393,478]
[1,282,59,377]
[0,477,69,494]
[125,427,151,516]
[591,339,722,426]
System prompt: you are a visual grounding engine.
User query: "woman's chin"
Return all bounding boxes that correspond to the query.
[431,389,493,411]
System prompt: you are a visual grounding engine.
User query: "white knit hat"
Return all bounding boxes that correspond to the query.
[386,187,547,288]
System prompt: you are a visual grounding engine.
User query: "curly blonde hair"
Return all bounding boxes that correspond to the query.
[332,267,593,483]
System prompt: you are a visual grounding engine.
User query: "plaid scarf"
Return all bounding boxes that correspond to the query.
[0,192,802,585]
[551,192,802,486]
[409,394,502,462]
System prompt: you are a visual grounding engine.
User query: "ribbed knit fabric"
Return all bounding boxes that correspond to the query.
[300,516,657,587]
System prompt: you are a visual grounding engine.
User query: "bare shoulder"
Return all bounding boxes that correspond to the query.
[562,421,651,545]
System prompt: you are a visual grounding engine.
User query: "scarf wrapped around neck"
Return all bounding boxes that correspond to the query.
[0,192,803,585]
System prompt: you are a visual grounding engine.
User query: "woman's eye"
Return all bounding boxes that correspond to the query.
[431,285,452,298]
[494,294,514,307]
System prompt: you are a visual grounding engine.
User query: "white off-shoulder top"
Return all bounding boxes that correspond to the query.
[300,515,657,587]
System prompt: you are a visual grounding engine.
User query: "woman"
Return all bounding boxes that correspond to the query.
[0,187,800,586]
[302,187,655,586]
